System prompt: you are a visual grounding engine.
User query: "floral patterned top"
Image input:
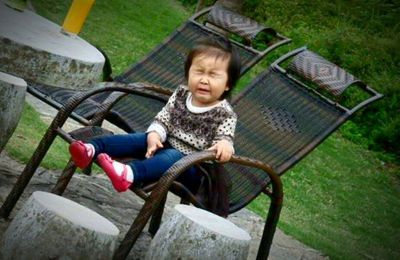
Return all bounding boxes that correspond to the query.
[147,85,237,155]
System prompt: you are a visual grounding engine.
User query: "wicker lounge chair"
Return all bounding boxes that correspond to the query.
[0,47,382,259]
[112,47,382,259]
[28,5,290,133]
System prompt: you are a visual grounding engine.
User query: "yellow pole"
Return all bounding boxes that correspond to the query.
[62,0,95,35]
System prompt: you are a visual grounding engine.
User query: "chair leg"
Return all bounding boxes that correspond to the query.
[51,159,77,195]
[81,161,93,176]
[82,165,92,176]
[256,194,283,260]
[148,194,167,237]
[113,189,171,259]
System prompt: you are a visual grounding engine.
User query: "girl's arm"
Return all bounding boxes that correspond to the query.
[208,113,237,163]
[145,85,182,157]
[145,131,163,158]
[146,86,182,142]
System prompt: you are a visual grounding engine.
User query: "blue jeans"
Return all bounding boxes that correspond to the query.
[89,133,200,189]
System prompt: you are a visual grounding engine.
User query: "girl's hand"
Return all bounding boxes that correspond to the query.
[146,132,163,158]
[208,140,234,163]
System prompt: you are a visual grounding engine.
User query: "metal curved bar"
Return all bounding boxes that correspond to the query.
[89,82,170,128]
[113,150,283,260]
[242,34,291,77]
[190,6,212,21]
[349,85,383,115]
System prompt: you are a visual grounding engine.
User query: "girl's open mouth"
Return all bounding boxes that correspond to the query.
[197,88,210,94]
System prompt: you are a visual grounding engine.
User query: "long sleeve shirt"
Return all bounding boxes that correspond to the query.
[147,85,237,155]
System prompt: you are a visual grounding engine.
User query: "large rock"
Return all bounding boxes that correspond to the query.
[0,191,120,259]
[0,3,104,89]
[0,72,26,152]
[145,204,251,260]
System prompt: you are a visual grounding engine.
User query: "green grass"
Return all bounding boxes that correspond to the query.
[5,1,400,259]
[5,103,70,169]
[248,134,400,259]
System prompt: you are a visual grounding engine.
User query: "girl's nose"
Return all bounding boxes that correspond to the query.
[199,76,208,84]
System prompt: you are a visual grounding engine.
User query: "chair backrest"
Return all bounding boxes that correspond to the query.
[115,5,289,88]
[224,47,382,213]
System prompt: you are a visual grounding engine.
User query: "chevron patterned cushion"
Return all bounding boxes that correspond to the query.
[207,5,275,43]
[288,50,360,96]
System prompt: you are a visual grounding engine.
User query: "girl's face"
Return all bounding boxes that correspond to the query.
[188,53,229,107]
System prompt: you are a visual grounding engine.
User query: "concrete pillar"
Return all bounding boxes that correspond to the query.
[0,191,120,259]
[145,204,251,260]
[0,72,26,152]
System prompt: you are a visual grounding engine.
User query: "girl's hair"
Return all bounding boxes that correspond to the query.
[184,37,241,99]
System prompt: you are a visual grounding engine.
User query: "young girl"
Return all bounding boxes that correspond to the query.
[69,37,241,194]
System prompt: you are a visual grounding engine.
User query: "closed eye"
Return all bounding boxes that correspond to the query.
[210,71,223,77]
[192,68,204,75]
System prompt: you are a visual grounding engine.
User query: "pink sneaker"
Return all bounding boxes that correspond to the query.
[69,141,94,169]
[97,153,133,192]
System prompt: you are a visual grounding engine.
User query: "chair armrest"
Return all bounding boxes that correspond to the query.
[144,150,282,213]
[53,82,171,127]
[115,150,283,259]
[88,82,171,126]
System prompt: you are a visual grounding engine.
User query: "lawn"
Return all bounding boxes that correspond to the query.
[4,0,400,259]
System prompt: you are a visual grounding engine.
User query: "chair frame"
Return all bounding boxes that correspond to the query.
[1,5,294,258]
[1,48,384,260]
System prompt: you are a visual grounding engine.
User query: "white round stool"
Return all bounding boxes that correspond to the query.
[0,191,119,259]
[145,204,251,260]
